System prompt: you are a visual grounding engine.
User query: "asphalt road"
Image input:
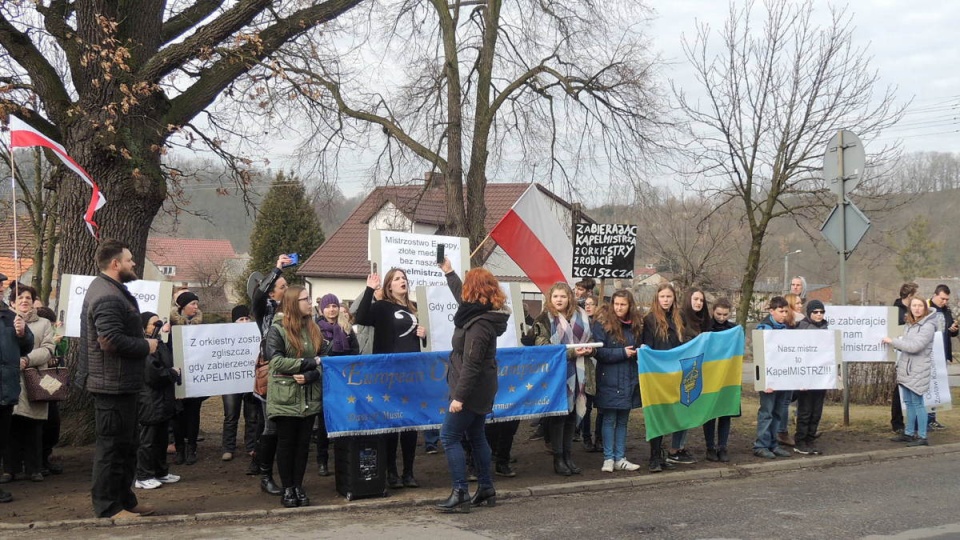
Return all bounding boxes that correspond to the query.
[9,452,959,540]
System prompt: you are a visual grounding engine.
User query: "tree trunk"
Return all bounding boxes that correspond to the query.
[737,231,766,326]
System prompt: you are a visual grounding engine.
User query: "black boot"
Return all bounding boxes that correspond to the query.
[246,455,259,476]
[281,487,298,508]
[471,486,496,507]
[294,486,310,507]
[317,460,329,477]
[436,488,471,513]
[259,464,282,495]
[553,455,572,476]
[174,447,186,465]
[185,442,198,465]
[563,452,581,475]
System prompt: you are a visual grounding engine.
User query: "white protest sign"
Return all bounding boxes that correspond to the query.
[172,322,261,398]
[370,230,470,288]
[898,332,953,413]
[753,329,841,391]
[59,274,172,338]
[418,282,523,352]
[825,305,898,362]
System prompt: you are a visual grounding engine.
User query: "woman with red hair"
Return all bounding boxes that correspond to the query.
[435,259,510,513]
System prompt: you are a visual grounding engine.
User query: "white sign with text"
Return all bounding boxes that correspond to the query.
[825,305,898,363]
[419,282,522,352]
[898,333,953,412]
[753,329,841,391]
[59,274,172,338]
[172,322,261,398]
[371,230,470,289]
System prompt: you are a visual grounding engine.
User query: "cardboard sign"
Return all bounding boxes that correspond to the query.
[898,332,953,413]
[825,305,898,362]
[58,274,172,338]
[172,322,261,398]
[573,223,637,279]
[369,230,470,288]
[417,281,523,352]
[753,329,841,391]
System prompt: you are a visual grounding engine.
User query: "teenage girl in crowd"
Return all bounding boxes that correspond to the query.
[641,282,683,472]
[533,282,594,477]
[667,287,711,464]
[702,298,737,462]
[264,285,326,507]
[355,268,426,489]
[883,296,937,447]
[315,293,359,476]
[579,295,602,453]
[592,290,643,472]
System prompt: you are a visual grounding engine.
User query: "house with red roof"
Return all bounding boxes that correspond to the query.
[145,237,249,311]
[0,216,38,290]
[297,174,594,303]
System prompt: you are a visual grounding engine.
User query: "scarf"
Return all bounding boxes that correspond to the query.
[547,307,592,418]
[453,302,492,328]
[318,318,351,353]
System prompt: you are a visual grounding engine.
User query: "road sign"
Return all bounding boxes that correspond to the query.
[823,130,866,197]
[820,201,870,258]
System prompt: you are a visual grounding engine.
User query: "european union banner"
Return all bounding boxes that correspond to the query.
[322,345,569,437]
[638,327,744,441]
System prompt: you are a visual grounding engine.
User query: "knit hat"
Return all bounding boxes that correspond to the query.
[141,311,159,329]
[320,293,340,309]
[806,299,825,317]
[176,291,199,313]
[231,305,251,322]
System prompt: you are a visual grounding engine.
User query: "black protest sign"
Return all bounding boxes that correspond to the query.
[573,224,637,278]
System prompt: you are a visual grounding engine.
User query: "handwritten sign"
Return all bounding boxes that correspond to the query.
[573,223,637,278]
[59,274,172,338]
[171,322,261,398]
[826,306,898,362]
[753,329,841,391]
[370,230,470,288]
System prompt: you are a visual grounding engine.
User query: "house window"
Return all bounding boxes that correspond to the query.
[160,266,176,276]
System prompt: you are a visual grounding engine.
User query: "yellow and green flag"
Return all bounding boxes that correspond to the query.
[638,327,744,440]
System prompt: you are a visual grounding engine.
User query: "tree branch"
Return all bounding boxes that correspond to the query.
[0,12,73,120]
[160,0,226,45]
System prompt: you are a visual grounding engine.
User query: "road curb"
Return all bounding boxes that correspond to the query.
[5,442,960,531]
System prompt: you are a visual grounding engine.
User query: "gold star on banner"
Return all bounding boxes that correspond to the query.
[439,408,446,415]
[402,396,409,404]
[526,383,534,391]
[509,385,516,392]
[366,394,374,403]
[382,394,391,402]
[420,402,428,409]
[347,395,356,404]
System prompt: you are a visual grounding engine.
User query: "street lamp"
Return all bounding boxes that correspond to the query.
[783,249,802,294]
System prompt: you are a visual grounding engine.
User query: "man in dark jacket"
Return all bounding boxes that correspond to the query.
[81,240,159,520]
[1,290,33,503]
[927,284,957,430]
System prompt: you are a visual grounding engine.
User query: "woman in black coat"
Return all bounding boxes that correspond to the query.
[435,261,510,513]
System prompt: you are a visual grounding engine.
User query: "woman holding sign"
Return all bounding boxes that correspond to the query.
[355,268,427,489]
[533,282,594,477]
[883,297,937,447]
[264,285,326,507]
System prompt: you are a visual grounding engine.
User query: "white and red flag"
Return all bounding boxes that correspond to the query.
[489,184,573,293]
[7,115,107,236]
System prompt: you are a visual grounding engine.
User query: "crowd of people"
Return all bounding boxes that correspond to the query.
[0,245,953,517]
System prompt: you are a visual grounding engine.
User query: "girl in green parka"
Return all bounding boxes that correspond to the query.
[263,285,326,508]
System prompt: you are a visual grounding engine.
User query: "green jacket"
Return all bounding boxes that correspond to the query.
[263,321,324,420]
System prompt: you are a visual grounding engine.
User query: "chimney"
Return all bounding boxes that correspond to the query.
[424,171,444,189]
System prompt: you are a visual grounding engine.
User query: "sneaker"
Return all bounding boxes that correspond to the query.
[221,452,233,461]
[772,447,791,458]
[666,451,695,465]
[929,421,946,431]
[777,433,795,447]
[705,448,719,462]
[906,438,929,447]
[753,448,776,459]
[614,459,640,471]
[793,443,813,455]
[134,478,162,490]
[648,457,662,473]
[890,433,914,443]
[495,463,516,477]
[601,459,614,473]
[678,449,697,463]
[0,489,11,503]
[808,445,822,455]
[717,448,730,463]
[425,445,439,455]
[156,473,181,484]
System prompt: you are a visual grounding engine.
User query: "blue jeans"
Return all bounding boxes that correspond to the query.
[777,391,793,434]
[703,416,731,449]
[600,408,630,461]
[754,391,790,451]
[440,409,493,492]
[423,429,440,448]
[901,386,927,439]
[670,430,688,450]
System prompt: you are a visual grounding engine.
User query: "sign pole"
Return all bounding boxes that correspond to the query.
[837,129,851,426]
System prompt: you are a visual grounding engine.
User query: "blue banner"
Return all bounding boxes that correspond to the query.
[322,345,569,437]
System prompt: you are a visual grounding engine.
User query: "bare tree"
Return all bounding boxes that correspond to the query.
[674,0,905,324]
[260,0,665,261]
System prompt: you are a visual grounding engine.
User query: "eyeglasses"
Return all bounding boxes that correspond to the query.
[810,310,825,314]
[298,297,310,302]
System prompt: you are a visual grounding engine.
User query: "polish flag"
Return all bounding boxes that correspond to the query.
[489,184,573,293]
[7,115,107,237]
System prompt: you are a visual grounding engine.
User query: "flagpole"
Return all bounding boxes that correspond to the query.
[6,126,21,299]
[469,234,492,260]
